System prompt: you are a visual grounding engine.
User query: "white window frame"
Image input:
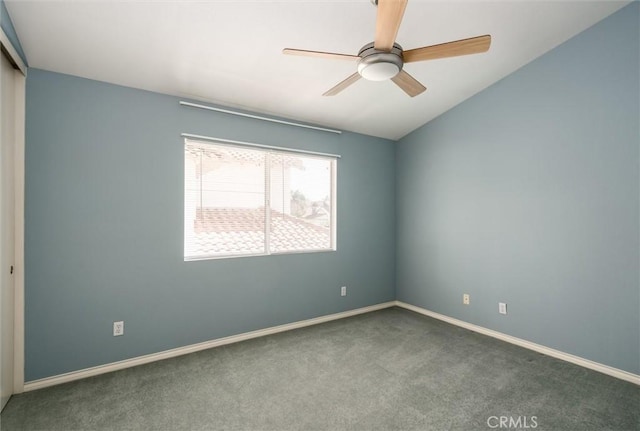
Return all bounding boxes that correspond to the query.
[184,137,338,261]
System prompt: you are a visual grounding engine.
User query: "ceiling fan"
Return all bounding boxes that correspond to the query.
[283,0,491,97]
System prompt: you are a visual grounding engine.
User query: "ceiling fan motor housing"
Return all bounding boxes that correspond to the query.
[357,42,404,81]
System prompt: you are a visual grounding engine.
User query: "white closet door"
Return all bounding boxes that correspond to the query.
[0,51,16,411]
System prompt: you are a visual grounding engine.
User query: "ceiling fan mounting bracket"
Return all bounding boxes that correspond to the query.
[357,42,404,81]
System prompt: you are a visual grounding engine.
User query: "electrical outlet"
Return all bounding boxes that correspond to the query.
[341,286,347,297]
[113,321,124,336]
[463,294,470,305]
[499,303,507,315]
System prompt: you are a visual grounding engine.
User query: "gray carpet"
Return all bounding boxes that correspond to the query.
[1,307,638,430]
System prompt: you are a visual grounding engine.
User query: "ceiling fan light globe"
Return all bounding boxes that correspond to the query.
[358,62,400,81]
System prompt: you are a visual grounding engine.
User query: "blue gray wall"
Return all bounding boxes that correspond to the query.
[396,3,639,374]
[22,2,640,381]
[25,69,396,381]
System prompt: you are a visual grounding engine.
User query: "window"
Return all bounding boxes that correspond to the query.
[184,139,337,260]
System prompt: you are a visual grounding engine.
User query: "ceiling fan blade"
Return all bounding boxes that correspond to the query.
[283,48,359,61]
[403,35,491,63]
[374,0,408,52]
[391,70,426,97]
[323,73,362,96]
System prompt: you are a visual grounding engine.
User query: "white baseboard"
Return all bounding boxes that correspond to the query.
[23,300,640,391]
[395,301,640,386]
[24,301,396,392]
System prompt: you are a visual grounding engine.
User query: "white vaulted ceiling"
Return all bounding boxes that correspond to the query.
[6,0,629,140]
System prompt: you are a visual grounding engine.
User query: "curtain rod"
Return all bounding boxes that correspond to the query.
[179,101,342,135]
[182,133,341,159]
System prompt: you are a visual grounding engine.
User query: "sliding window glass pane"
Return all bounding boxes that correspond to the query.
[270,153,332,253]
[185,143,266,258]
[184,145,201,258]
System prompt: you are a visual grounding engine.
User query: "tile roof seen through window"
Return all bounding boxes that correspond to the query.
[191,208,330,256]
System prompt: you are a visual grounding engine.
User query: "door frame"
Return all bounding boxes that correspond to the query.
[0,27,26,395]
